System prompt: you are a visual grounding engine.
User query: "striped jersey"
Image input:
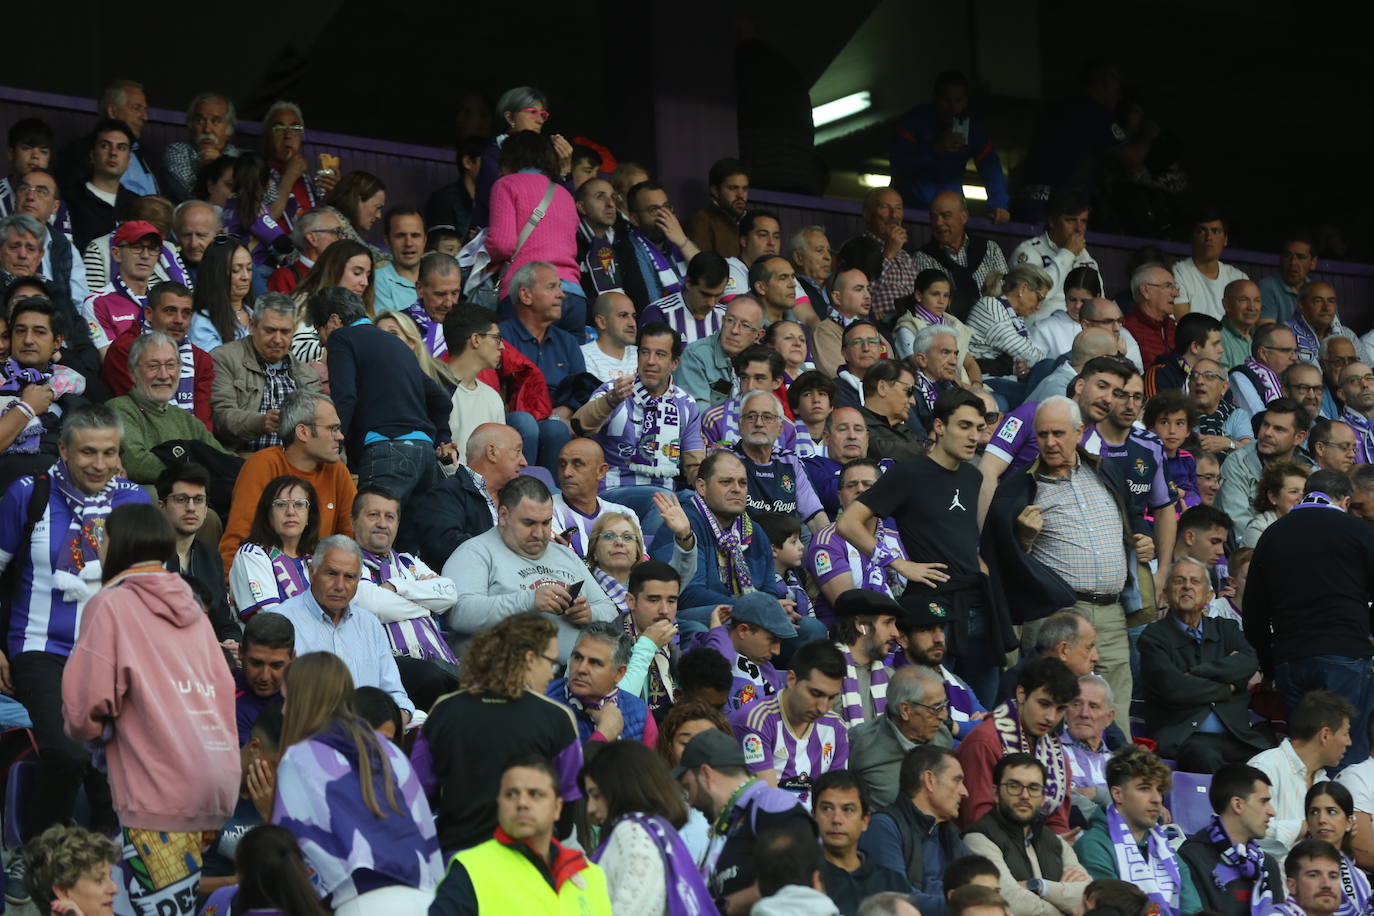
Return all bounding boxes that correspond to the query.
[730,693,849,809]
[638,292,726,345]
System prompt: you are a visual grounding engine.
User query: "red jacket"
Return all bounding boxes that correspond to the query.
[480,345,552,419]
[267,260,310,294]
[100,326,216,431]
[955,712,1073,835]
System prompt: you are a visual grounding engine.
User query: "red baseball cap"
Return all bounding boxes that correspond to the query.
[113,220,162,247]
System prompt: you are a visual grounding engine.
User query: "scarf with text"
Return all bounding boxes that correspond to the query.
[622,612,676,712]
[626,379,684,481]
[838,642,888,728]
[1242,357,1284,404]
[1107,803,1183,915]
[1336,852,1371,916]
[691,491,753,594]
[992,699,1068,816]
[134,312,197,414]
[1204,814,1275,916]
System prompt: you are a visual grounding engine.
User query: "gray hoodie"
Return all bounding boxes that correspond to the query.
[751,885,842,916]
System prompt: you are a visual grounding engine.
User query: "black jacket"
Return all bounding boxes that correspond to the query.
[858,405,928,463]
[1138,614,1268,758]
[980,449,1139,624]
[873,794,966,889]
[1177,831,1282,916]
[64,181,137,250]
[820,854,911,916]
[963,806,1066,881]
[396,467,495,569]
[167,540,241,642]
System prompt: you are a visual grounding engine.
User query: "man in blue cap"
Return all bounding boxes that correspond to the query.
[697,591,796,711]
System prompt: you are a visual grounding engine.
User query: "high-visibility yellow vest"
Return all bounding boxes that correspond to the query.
[451,838,613,916]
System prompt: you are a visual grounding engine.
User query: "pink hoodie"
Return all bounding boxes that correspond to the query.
[63,565,240,832]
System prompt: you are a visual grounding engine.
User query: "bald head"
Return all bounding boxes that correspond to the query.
[1079,297,1122,326]
[466,422,526,490]
[1069,328,1118,369]
[557,437,608,501]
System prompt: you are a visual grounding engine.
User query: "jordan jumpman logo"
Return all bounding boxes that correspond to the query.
[948,488,965,511]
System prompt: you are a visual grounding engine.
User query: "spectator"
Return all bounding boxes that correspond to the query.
[747,254,806,326]
[1010,188,1100,323]
[61,502,239,912]
[1191,357,1253,456]
[1289,281,1355,365]
[656,699,731,770]
[618,180,703,312]
[307,286,454,505]
[685,157,749,258]
[1143,312,1223,396]
[547,621,655,743]
[548,437,635,557]
[700,344,804,452]
[1075,746,1202,915]
[1280,839,1347,916]
[803,406,881,518]
[806,458,906,627]
[697,592,793,711]
[674,728,813,914]
[678,294,765,409]
[1320,336,1359,420]
[1078,297,1146,371]
[349,485,459,711]
[65,119,137,249]
[1248,690,1355,861]
[581,291,638,381]
[579,740,717,916]
[218,389,355,571]
[1338,362,1374,463]
[101,280,213,421]
[1352,465,1374,525]
[811,770,911,916]
[849,664,954,808]
[442,475,616,661]
[1241,459,1310,547]
[637,250,730,345]
[220,152,289,281]
[915,192,1010,322]
[82,218,161,348]
[271,651,441,910]
[199,823,328,916]
[268,206,343,294]
[1170,504,1233,576]
[2,118,58,217]
[575,175,639,302]
[618,559,687,716]
[1171,208,1250,320]
[732,389,828,529]
[320,170,387,248]
[11,170,90,311]
[1177,763,1282,916]
[423,136,484,241]
[1259,229,1320,325]
[909,325,965,434]
[1060,674,1115,819]
[287,238,375,363]
[1230,323,1300,416]
[813,267,875,377]
[156,463,238,641]
[371,206,426,313]
[587,504,694,615]
[968,263,1052,392]
[188,236,254,351]
[860,744,969,915]
[441,305,506,459]
[1302,782,1372,906]
[227,475,318,618]
[1309,417,1358,474]
[1029,265,1103,364]
[1121,263,1178,367]
[470,86,570,227]
[1219,279,1264,369]
[161,92,240,202]
[259,101,333,227]
[942,856,1002,895]
[0,298,88,477]
[853,188,916,323]
[234,611,293,744]
[722,211,807,312]
[1217,398,1311,534]
[887,578,986,735]
[18,826,119,916]
[856,358,926,461]
[1026,328,1118,406]
[789,225,834,314]
[173,199,220,282]
[1335,717,1374,870]
[1195,450,1222,506]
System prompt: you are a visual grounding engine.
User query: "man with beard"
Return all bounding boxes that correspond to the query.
[1217,398,1312,533]
[684,158,749,258]
[1283,362,1326,423]
[831,589,902,729]
[962,753,1091,915]
[1277,841,1347,916]
[100,281,214,427]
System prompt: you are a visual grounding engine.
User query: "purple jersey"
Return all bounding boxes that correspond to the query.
[590,379,703,488]
[1088,427,1172,515]
[702,625,786,710]
[222,197,286,267]
[730,694,849,809]
[640,292,726,345]
[986,400,1098,475]
[804,521,908,627]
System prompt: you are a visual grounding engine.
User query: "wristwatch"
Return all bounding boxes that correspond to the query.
[1027,878,1045,897]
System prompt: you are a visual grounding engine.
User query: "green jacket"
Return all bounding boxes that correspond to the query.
[1076,808,1203,916]
[110,390,233,484]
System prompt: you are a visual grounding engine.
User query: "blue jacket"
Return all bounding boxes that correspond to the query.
[652,493,783,608]
[891,104,1010,211]
[545,677,648,743]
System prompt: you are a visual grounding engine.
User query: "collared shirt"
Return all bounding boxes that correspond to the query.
[864,232,918,321]
[463,465,499,525]
[499,317,586,407]
[274,588,415,716]
[1122,309,1177,368]
[371,262,418,315]
[120,142,159,196]
[1258,275,1299,325]
[1010,231,1101,320]
[252,358,298,451]
[914,232,1009,304]
[1029,460,1128,594]
[1248,738,1310,862]
[1220,318,1252,370]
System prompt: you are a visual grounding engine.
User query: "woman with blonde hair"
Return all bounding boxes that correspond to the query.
[376,309,458,393]
[585,496,697,616]
[272,652,442,914]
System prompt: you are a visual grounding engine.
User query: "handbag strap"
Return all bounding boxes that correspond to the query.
[500,180,558,285]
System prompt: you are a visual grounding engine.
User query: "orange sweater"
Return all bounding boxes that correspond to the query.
[218,446,357,573]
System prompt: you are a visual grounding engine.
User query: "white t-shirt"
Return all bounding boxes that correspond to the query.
[722,257,810,306]
[85,182,117,206]
[579,341,638,383]
[1171,259,1249,320]
[1337,757,1374,815]
[448,377,505,464]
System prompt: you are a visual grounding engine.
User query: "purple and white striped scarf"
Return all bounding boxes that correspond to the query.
[1341,408,1374,465]
[691,491,753,594]
[997,297,1031,339]
[593,568,630,615]
[838,643,888,728]
[359,549,458,664]
[1107,803,1183,916]
[404,301,447,360]
[593,813,717,916]
[1336,852,1372,916]
[1242,357,1284,404]
[914,304,945,325]
[992,700,1067,817]
[269,550,310,604]
[630,228,686,297]
[622,612,675,712]
[1204,814,1275,916]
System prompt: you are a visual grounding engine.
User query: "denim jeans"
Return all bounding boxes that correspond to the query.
[357,439,440,510]
[1276,654,1374,766]
[505,411,572,473]
[950,606,1002,709]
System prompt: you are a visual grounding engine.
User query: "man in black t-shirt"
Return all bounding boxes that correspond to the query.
[837,388,1014,707]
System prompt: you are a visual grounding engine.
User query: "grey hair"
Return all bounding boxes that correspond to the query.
[1319,336,1351,360]
[1171,555,1212,580]
[739,387,786,420]
[0,213,47,245]
[306,286,367,329]
[787,225,827,259]
[263,100,304,129]
[997,263,1053,296]
[312,535,363,566]
[59,403,124,448]
[418,251,461,286]
[911,323,956,357]
[1078,673,1115,708]
[290,205,342,252]
[98,79,144,112]
[1036,395,1084,430]
[279,390,332,447]
[1130,261,1169,301]
[885,665,944,720]
[127,330,178,378]
[496,86,547,118]
[508,260,555,302]
[252,291,297,322]
[1034,609,1089,656]
[724,294,763,320]
[575,620,633,669]
[186,92,236,131]
[173,199,220,232]
[857,893,916,916]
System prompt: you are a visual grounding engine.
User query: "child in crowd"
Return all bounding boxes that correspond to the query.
[1144,390,1200,514]
[755,512,812,622]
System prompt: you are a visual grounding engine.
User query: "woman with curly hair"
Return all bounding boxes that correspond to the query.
[413,612,585,854]
[21,825,119,915]
[1242,459,1310,547]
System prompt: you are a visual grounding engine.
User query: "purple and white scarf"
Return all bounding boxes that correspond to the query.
[359,549,458,664]
[1204,814,1275,916]
[625,380,684,482]
[268,549,310,605]
[690,491,752,594]
[622,612,675,712]
[915,372,940,411]
[914,304,945,325]
[997,297,1031,339]
[992,700,1068,817]
[404,301,448,360]
[1336,852,1372,916]
[1107,803,1183,916]
[838,643,888,728]
[49,459,117,580]
[135,311,197,415]
[1293,491,1343,512]
[1242,356,1284,405]
[593,813,717,916]
[593,568,630,615]
[1341,407,1374,465]
[630,227,686,297]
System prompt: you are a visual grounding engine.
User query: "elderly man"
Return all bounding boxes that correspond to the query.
[266,206,342,294]
[1320,336,1359,420]
[261,100,337,229]
[1171,210,1250,320]
[82,219,163,349]
[580,291,638,382]
[10,171,90,309]
[161,92,240,202]
[849,665,953,808]
[373,207,426,314]
[915,191,1009,322]
[398,252,462,359]
[1308,417,1359,474]
[685,157,749,258]
[638,251,729,345]
[1283,361,1327,422]
[1217,398,1312,534]
[442,475,617,661]
[1077,297,1145,371]
[549,437,636,557]
[1190,357,1253,455]
[812,266,872,377]
[499,261,583,467]
[678,294,765,409]
[909,325,962,434]
[546,622,655,743]
[1260,231,1320,324]
[1219,279,1264,369]
[700,345,805,452]
[853,187,916,323]
[0,405,150,848]
[1290,281,1355,365]
[982,397,1138,735]
[102,281,215,424]
[858,360,927,461]
[789,225,833,313]
[64,119,137,249]
[734,390,829,532]
[348,485,459,712]
[1,215,99,383]
[1121,262,1179,367]
[1339,362,1374,463]
[211,292,323,453]
[275,535,415,720]
[398,421,525,568]
[172,200,220,282]
[1011,188,1100,324]
[1139,557,1271,772]
[1230,324,1300,416]
[1060,674,1117,819]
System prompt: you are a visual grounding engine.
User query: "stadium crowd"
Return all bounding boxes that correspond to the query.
[0,66,1371,916]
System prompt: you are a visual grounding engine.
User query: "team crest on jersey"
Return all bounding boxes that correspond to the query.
[738,684,757,707]
[1135,458,1147,477]
[814,550,832,576]
[821,741,835,766]
[781,474,794,493]
[996,416,1022,444]
[1016,251,1028,264]
[742,733,765,765]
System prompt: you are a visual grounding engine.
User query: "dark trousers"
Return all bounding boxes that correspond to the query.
[11,651,114,840]
[1176,731,1271,773]
[357,439,442,513]
[395,655,459,715]
[1276,654,1374,766]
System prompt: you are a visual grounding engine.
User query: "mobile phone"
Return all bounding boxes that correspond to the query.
[559,526,578,542]
[951,116,970,142]
[566,580,584,600]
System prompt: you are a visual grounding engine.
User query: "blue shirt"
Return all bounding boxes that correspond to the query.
[275,589,415,716]
[1258,275,1299,325]
[120,142,159,196]
[890,104,1010,212]
[1169,616,1226,734]
[860,810,960,916]
[499,316,586,408]
[371,262,418,315]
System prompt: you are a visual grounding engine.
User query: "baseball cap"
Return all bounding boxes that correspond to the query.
[113,220,162,248]
[834,589,902,618]
[899,595,950,630]
[671,728,745,779]
[730,591,796,639]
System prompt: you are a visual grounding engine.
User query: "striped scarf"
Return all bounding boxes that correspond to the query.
[404,300,447,359]
[593,567,630,615]
[838,643,888,728]
[359,549,458,664]
[1204,814,1275,916]
[622,612,675,712]
[691,492,753,594]
[1242,356,1284,404]
[915,304,945,325]
[1108,803,1183,916]
[992,700,1068,817]
[629,227,686,297]
[1341,407,1374,464]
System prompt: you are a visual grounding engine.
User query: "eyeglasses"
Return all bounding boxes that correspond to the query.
[741,411,780,424]
[598,532,639,544]
[723,316,759,333]
[15,183,53,198]
[846,336,883,348]
[1196,472,1221,483]
[999,780,1046,798]
[271,499,311,511]
[1084,316,1123,327]
[1319,440,1358,453]
[122,243,160,256]
[1325,355,1358,367]
[474,332,503,342]
[1114,391,1146,404]
[898,385,916,399]
[910,699,949,716]
[1263,344,1298,355]
[1347,374,1374,384]
[519,107,551,121]
[308,226,343,237]
[164,493,207,507]
[1287,383,1322,394]
[141,360,180,374]
[308,422,343,435]
[270,123,305,132]
[1145,281,1180,291]
[1190,371,1223,382]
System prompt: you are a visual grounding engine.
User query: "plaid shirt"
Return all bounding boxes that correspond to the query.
[913,234,1008,300]
[1029,460,1128,594]
[865,232,918,321]
[252,358,298,451]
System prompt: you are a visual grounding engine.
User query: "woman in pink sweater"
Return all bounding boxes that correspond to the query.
[62,503,239,915]
[486,130,586,339]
